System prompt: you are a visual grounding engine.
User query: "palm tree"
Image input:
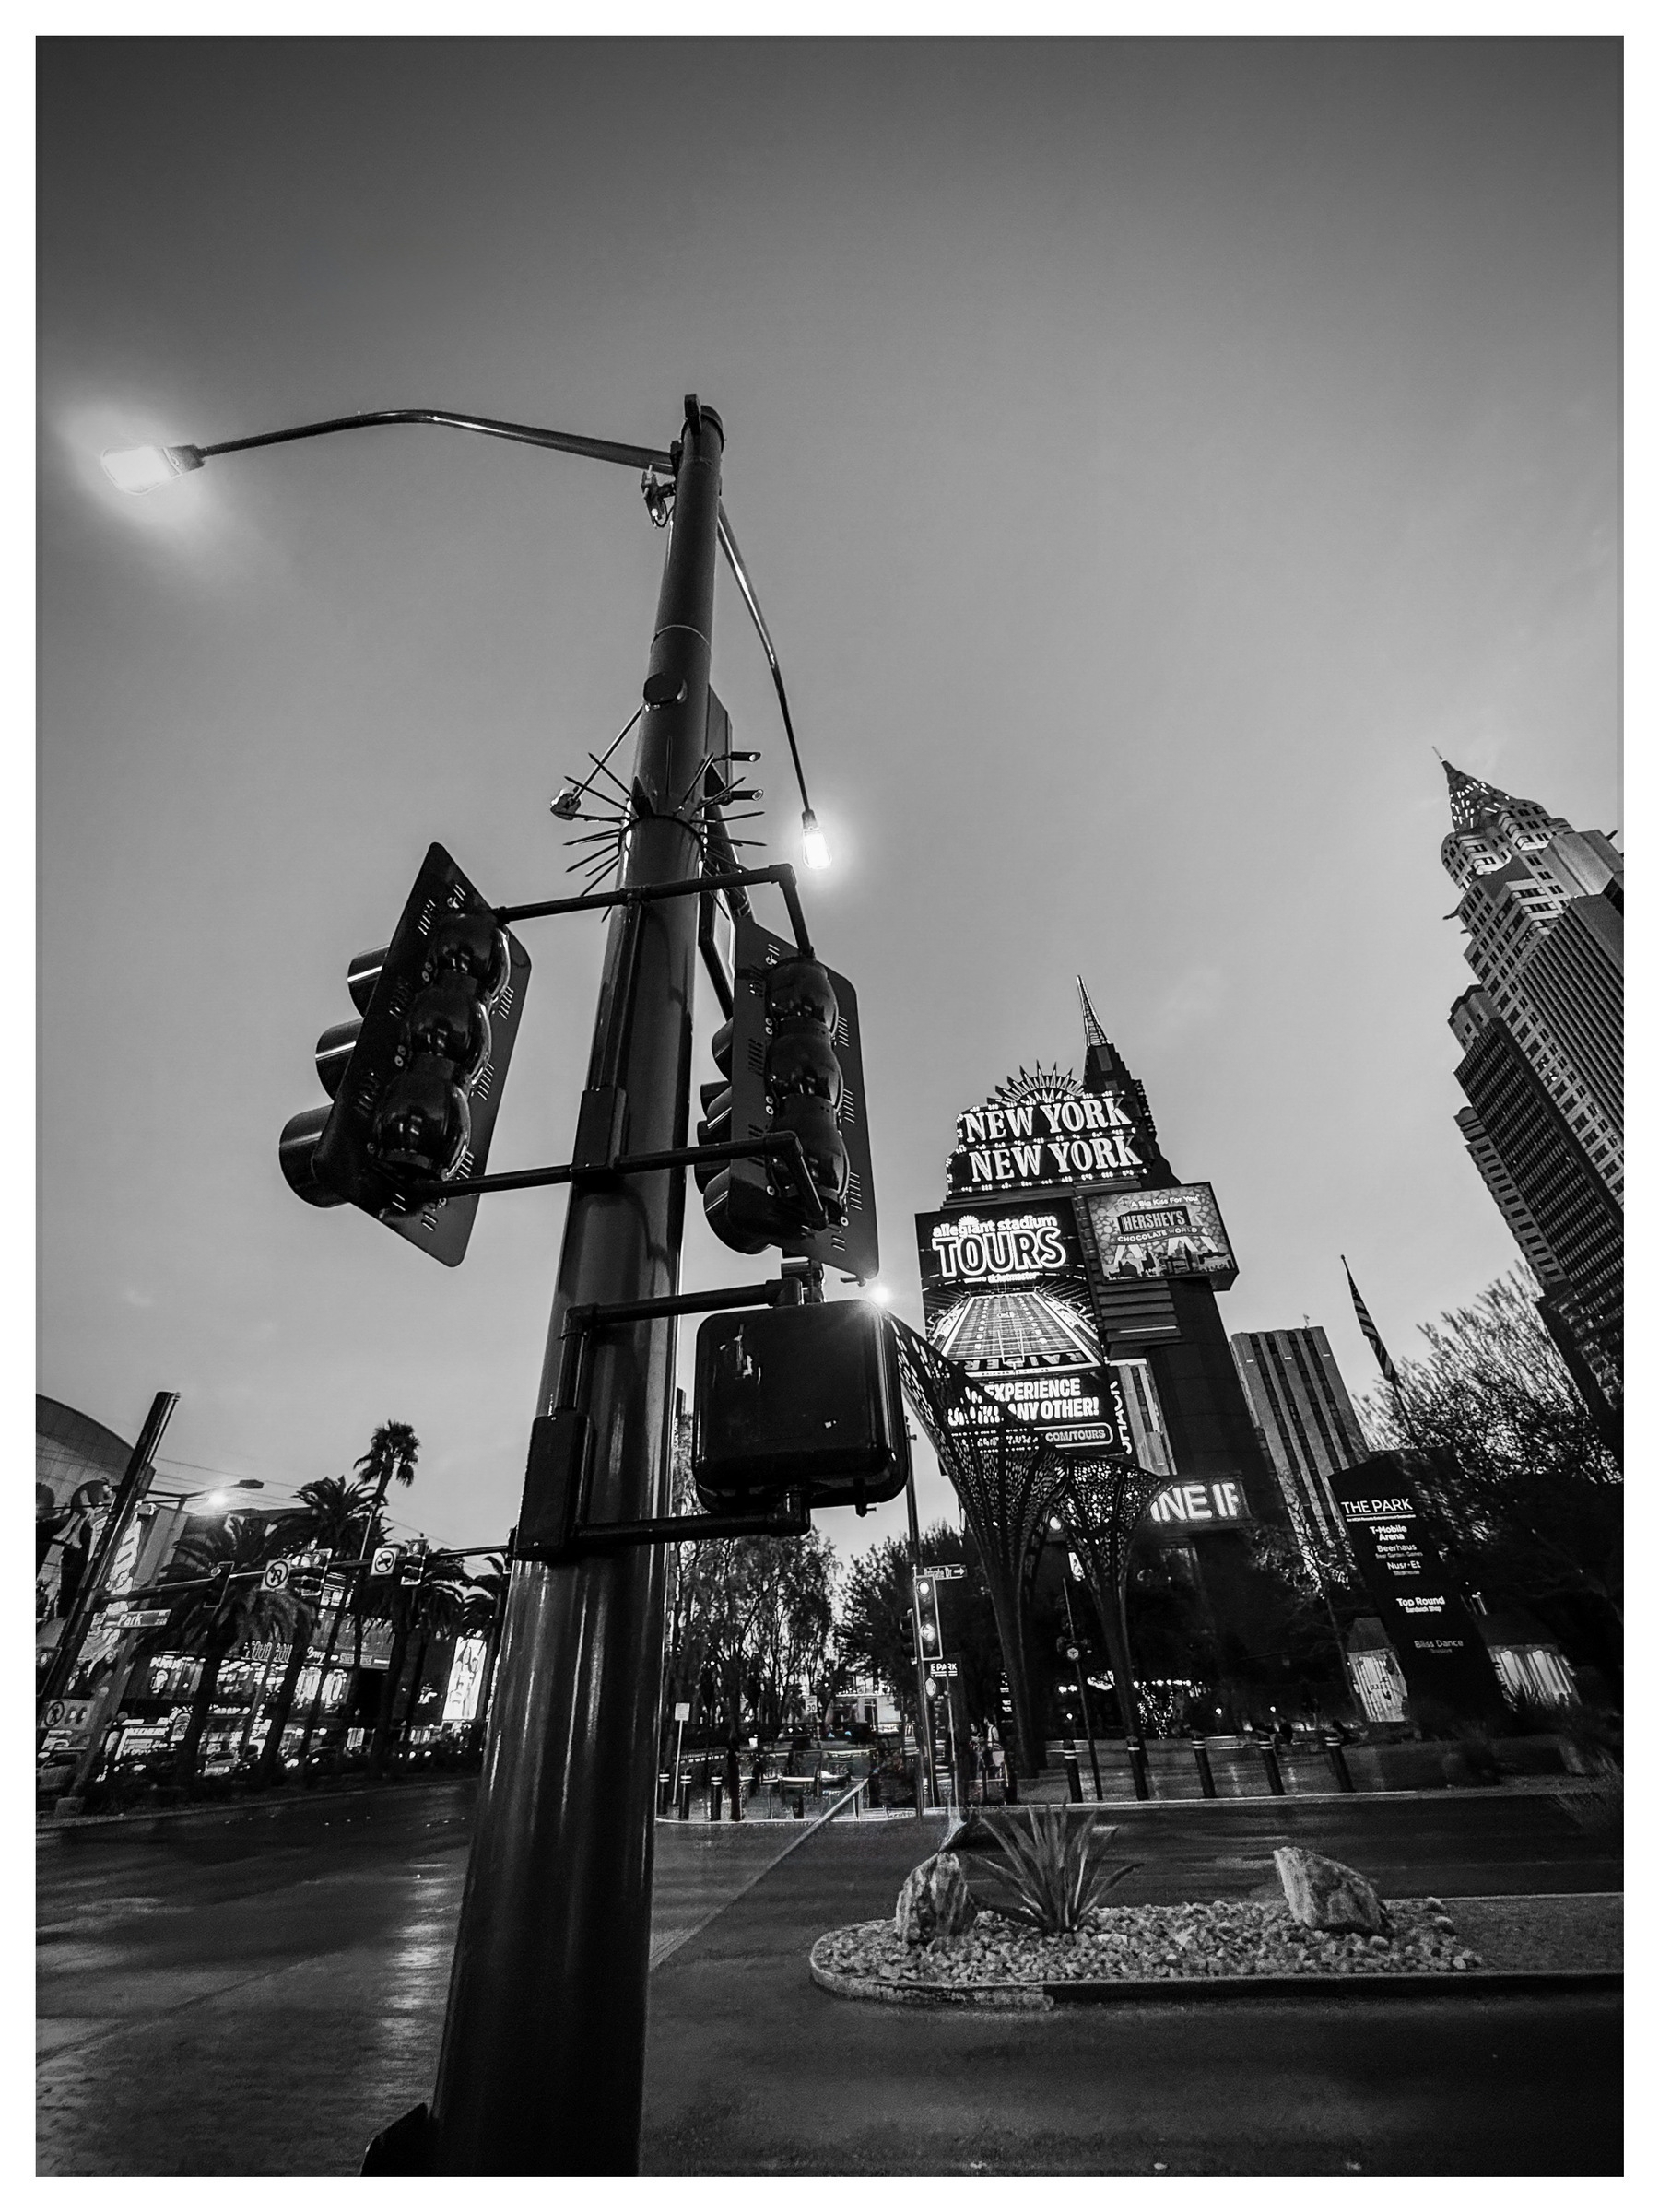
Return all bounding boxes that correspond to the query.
[369,1550,470,1775]
[304,1424,420,1769]
[461,1553,510,1749]
[295,1474,398,1766]
[253,1477,377,1786]
[149,1515,300,1792]
[356,1421,420,1518]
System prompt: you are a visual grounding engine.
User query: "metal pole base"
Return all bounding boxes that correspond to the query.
[362,2103,434,2175]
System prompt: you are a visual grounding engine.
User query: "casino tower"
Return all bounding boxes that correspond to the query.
[1439,764,1622,1436]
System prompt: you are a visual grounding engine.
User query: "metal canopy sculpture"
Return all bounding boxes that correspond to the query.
[1054,1453,1166,1745]
[892,1318,1077,1777]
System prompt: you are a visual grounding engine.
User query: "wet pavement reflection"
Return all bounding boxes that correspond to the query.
[37,1779,813,2175]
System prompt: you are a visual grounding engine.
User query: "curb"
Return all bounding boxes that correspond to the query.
[807,1945,1622,2010]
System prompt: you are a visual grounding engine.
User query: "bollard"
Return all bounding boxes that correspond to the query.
[791,1791,804,1819]
[1064,1751,1084,1804]
[657,1771,673,1818]
[709,1781,723,1823]
[1259,1742,1286,1795]
[1324,1733,1355,1793]
[1125,1738,1151,1801]
[1192,1738,1218,1799]
[677,1780,691,1821]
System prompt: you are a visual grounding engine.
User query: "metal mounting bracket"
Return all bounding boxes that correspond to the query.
[512,1409,812,1564]
[406,1122,830,1226]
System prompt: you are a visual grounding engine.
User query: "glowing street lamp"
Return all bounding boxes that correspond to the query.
[193,1480,265,1512]
[801,807,830,871]
[100,442,205,494]
[150,1478,265,1513]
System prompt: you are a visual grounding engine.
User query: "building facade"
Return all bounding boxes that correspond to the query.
[1440,764,1622,1428]
[1230,1325,1370,1577]
[1441,762,1623,1198]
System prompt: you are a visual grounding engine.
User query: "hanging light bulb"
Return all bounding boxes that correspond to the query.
[801,808,830,871]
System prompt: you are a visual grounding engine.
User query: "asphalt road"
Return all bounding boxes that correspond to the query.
[37,1779,1621,2175]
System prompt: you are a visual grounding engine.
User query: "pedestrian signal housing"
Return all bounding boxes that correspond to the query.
[279,843,530,1265]
[690,1300,909,1513]
[696,914,877,1279]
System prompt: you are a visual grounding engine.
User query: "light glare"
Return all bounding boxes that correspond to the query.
[100,442,203,495]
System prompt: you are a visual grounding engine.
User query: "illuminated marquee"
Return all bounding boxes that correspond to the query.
[945,1068,1152,1199]
[1145,1477,1249,1528]
[928,1210,1071,1282]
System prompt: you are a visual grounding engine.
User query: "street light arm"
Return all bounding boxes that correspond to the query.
[189,406,676,475]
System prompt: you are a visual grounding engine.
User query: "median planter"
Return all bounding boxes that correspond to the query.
[810,1897,1486,2008]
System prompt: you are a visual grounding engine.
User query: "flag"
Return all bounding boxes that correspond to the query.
[1343,1257,1400,1386]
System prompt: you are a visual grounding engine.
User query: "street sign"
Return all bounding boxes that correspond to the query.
[264,1561,290,1591]
[371,1546,400,1579]
[917,1563,965,1582]
[124,1609,171,1629]
[926,1660,959,1678]
[673,1702,691,1723]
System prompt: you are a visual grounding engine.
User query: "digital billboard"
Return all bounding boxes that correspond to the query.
[1082,1183,1239,1291]
[1327,1457,1505,1720]
[914,1196,1132,1453]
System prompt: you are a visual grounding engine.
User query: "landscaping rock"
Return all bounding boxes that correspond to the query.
[814,1894,1480,1995]
[1273,1846,1389,1934]
[895,1850,979,1947]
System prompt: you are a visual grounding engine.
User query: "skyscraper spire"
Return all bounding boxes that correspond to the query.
[1441,759,1521,835]
[1077,975,1110,1050]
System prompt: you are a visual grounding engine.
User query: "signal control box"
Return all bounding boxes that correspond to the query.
[691,1300,910,1515]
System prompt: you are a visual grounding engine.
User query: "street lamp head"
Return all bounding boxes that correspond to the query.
[187,1478,264,1513]
[801,808,830,871]
[100,442,205,495]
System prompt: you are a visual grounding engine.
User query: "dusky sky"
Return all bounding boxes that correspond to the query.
[38,35,1619,1558]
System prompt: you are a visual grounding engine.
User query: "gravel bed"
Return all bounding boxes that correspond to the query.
[812,1898,1482,1988]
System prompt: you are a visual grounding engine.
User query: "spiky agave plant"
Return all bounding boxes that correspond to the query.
[978,1806,1135,1936]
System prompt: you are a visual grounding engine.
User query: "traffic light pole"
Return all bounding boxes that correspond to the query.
[903,1467,934,1810]
[427,398,724,2177]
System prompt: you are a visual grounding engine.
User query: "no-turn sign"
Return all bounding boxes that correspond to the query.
[263,1561,290,1592]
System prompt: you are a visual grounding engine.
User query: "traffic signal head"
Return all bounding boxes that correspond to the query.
[697,913,877,1278]
[279,843,530,1265]
[691,1300,910,1514]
